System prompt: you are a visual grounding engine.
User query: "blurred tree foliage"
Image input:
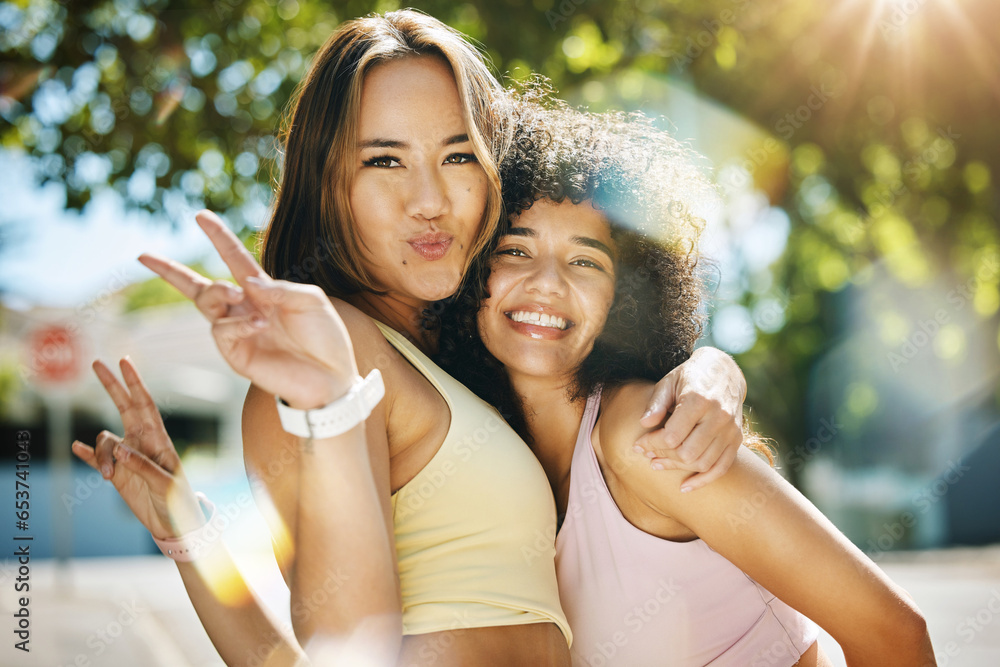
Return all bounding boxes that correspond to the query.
[2,0,998,472]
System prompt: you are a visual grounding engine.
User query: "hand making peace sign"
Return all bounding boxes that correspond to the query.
[138,210,358,410]
[72,358,205,540]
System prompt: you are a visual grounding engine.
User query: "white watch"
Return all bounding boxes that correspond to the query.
[274,369,385,439]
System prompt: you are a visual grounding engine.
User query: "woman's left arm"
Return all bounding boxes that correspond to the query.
[602,383,935,667]
[635,346,747,491]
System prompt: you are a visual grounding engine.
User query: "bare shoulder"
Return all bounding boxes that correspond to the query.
[239,294,393,459]
[598,381,780,520]
[599,381,659,445]
[597,381,692,502]
[240,296,401,470]
[326,296,395,373]
[238,297,387,468]
[326,296,378,336]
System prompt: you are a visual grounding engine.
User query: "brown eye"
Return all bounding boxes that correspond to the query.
[363,155,400,168]
[571,258,605,271]
[444,153,477,165]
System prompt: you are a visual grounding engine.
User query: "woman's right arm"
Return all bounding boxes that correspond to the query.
[239,303,401,661]
[135,211,402,662]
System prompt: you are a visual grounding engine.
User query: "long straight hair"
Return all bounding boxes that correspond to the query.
[260,10,511,298]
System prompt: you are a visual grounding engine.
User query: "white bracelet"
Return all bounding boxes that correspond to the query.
[152,493,220,562]
[274,369,384,439]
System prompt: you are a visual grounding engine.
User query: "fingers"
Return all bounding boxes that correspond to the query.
[95,430,122,479]
[92,359,133,416]
[111,440,173,495]
[244,277,339,324]
[118,357,166,432]
[72,440,98,470]
[93,358,151,441]
[140,253,248,321]
[75,434,172,486]
[138,212,268,323]
[635,393,702,453]
[195,280,246,320]
[677,440,740,493]
[670,418,718,467]
[75,437,174,509]
[138,252,213,301]
[641,425,715,471]
[195,210,269,286]
[639,375,677,428]
[211,311,269,355]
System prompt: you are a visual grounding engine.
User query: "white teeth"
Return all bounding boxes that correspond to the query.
[509,311,568,330]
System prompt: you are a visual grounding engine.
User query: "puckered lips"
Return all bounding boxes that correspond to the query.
[408,231,454,261]
[503,304,575,340]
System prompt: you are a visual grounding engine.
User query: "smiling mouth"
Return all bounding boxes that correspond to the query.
[506,311,573,331]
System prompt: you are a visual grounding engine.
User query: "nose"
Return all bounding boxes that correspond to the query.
[405,164,450,221]
[524,256,568,298]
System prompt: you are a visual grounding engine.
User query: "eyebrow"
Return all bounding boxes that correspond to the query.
[506,226,615,261]
[359,133,470,150]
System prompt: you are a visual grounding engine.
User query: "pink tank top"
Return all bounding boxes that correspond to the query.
[555,389,819,666]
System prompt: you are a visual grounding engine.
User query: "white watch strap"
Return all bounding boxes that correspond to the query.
[274,369,384,439]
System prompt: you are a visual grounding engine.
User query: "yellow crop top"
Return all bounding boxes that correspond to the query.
[374,321,571,644]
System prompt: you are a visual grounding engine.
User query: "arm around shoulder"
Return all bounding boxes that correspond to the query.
[600,382,934,667]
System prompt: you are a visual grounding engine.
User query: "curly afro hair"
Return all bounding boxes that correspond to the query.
[436,93,707,427]
[438,93,770,462]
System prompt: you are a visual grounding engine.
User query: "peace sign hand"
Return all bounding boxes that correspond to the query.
[72,358,206,540]
[139,210,358,409]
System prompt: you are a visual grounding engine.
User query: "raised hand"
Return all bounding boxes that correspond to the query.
[72,358,206,539]
[139,210,357,409]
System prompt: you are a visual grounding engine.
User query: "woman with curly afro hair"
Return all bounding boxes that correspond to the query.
[437,102,933,666]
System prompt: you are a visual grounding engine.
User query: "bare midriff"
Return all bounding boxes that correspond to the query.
[399,623,571,666]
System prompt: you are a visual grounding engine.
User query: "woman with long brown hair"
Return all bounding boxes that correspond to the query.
[73,10,749,665]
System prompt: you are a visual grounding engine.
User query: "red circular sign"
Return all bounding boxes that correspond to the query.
[27,325,82,384]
